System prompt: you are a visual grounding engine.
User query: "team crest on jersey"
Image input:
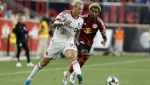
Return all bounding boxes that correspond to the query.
[84,23,86,25]
[92,24,98,29]
[78,23,80,26]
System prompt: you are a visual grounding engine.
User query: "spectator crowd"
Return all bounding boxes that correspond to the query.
[0,0,149,21]
[51,0,150,4]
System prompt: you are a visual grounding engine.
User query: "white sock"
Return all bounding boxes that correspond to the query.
[72,60,81,75]
[27,62,42,80]
[71,71,76,76]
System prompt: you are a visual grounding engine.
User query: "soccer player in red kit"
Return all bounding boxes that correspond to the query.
[62,3,107,85]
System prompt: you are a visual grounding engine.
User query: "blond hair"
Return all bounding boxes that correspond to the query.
[72,0,83,7]
[89,3,101,12]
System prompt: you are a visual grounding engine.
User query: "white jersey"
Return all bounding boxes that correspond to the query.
[52,10,83,42]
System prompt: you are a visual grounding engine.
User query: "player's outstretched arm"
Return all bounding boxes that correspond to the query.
[54,20,72,26]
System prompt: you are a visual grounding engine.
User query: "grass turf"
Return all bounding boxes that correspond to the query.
[0,55,149,85]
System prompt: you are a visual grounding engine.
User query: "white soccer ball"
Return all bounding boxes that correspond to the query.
[106,76,119,85]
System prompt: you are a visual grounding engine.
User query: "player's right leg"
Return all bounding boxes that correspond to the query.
[64,49,82,84]
[24,57,52,85]
[67,54,89,84]
[67,47,90,84]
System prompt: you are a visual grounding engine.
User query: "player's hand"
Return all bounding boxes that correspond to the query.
[101,40,107,46]
[64,20,72,25]
[49,24,55,29]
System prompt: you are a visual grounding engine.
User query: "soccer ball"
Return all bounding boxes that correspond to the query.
[106,76,119,85]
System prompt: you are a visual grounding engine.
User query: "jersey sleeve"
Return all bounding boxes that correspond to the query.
[97,18,106,33]
[55,11,67,22]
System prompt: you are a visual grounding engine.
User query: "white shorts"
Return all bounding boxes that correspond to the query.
[44,41,77,59]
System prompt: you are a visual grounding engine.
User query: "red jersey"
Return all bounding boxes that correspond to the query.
[78,14,105,46]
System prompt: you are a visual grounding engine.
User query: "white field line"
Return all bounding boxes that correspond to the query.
[0,58,150,76]
[84,58,150,67]
[83,68,150,72]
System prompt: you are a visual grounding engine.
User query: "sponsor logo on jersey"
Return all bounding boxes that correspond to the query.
[66,25,78,32]
[84,28,91,34]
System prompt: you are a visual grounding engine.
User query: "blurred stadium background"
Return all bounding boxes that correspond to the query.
[0,0,150,85]
[0,0,150,57]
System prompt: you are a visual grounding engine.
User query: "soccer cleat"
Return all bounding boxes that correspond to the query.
[27,62,35,67]
[24,79,32,85]
[69,72,76,85]
[77,74,82,84]
[62,71,69,85]
[16,62,22,67]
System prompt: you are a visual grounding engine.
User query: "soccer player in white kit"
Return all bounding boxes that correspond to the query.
[24,0,84,85]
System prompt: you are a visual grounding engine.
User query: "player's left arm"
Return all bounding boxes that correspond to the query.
[97,18,107,46]
[101,32,107,46]
[74,30,80,44]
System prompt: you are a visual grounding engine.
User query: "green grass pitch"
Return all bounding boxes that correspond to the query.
[0,55,149,85]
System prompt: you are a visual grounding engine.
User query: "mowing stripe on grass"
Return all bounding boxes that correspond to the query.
[0,58,150,76]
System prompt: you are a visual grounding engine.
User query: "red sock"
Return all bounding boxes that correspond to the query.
[68,55,89,73]
[78,55,89,68]
[68,65,74,73]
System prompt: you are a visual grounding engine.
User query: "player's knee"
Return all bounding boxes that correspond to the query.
[81,49,88,54]
[40,60,50,67]
[67,55,76,62]
[81,49,89,56]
